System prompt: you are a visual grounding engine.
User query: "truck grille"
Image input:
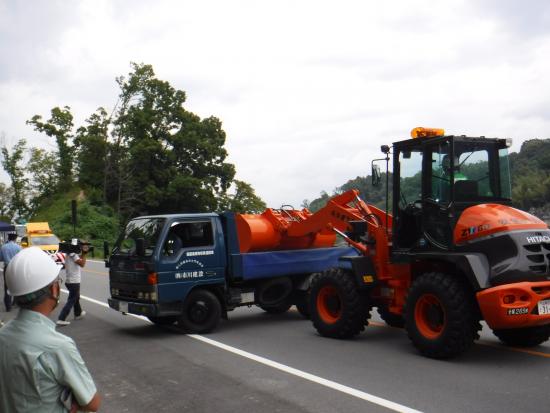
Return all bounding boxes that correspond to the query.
[110,282,156,302]
[523,243,550,274]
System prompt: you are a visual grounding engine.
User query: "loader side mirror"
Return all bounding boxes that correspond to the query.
[372,164,382,187]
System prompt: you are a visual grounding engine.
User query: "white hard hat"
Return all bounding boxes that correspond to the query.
[6,246,61,296]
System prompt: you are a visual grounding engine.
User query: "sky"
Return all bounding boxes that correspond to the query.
[1,0,550,208]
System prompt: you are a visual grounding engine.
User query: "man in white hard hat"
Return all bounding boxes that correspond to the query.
[0,247,101,412]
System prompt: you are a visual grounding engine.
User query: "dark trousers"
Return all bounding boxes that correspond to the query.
[3,264,12,312]
[59,283,82,321]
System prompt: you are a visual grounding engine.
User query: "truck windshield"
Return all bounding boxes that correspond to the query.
[30,235,60,245]
[114,218,165,256]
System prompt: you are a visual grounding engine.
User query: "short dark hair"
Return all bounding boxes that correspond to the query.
[8,233,17,241]
[15,284,51,309]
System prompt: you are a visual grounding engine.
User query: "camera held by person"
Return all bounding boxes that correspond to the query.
[59,238,93,255]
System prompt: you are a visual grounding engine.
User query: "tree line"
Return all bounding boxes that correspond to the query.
[0,63,267,229]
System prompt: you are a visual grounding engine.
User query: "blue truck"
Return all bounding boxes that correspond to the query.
[106,212,357,333]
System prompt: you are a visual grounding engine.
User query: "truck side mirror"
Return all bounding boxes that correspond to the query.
[372,164,381,187]
[103,241,110,267]
[135,238,145,257]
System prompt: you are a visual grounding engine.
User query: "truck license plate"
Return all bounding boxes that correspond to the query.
[119,301,128,313]
[538,299,550,315]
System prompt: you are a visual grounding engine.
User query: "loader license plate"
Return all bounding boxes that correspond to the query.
[119,301,128,313]
[538,299,550,315]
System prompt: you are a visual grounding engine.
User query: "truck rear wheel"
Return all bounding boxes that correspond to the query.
[259,301,292,314]
[294,290,310,319]
[405,272,481,359]
[493,325,550,347]
[177,289,221,334]
[309,268,371,339]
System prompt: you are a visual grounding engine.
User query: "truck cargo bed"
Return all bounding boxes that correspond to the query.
[229,246,357,281]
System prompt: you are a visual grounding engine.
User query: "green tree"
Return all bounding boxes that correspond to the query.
[27,106,75,189]
[27,147,58,210]
[219,180,267,213]
[0,183,12,221]
[1,139,29,219]
[111,63,236,216]
[74,107,110,200]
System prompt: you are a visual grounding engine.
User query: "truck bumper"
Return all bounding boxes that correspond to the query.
[476,281,550,330]
[108,298,182,318]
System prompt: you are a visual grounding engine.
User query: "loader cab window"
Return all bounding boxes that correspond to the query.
[395,148,423,248]
[429,141,452,205]
[424,141,453,248]
[162,221,214,257]
[398,149,423,210]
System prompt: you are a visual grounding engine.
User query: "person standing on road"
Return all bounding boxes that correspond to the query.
[57,240,89,326]
[1,232,22,312]
[0,246,101,412]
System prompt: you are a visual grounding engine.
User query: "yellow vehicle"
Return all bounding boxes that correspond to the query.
[21,222,60,255]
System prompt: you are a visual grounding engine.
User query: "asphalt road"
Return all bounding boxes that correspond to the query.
[2,261,549,412]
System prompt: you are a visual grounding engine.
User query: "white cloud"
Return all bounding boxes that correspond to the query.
[1,0,549,207]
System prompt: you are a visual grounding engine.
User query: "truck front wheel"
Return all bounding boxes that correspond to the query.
[309,268,371,339]
[493,325,550,347]
[178,289,221,334]
[405,272,481,359]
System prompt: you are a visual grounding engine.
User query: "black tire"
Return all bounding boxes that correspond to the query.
[177,289,221,334]
[377,306,405,328]
[493,325,550,347]
[147,316,178,325]
[404,272,481,359]
[309,268,371,339]
[259,301,292,314]
[295,290,310,319]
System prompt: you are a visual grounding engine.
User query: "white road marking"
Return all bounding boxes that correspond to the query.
[64,290,423,413]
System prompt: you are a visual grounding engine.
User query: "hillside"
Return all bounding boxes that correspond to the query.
[31,188,120,257]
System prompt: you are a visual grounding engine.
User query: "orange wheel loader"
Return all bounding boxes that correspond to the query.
[307,128,550,358]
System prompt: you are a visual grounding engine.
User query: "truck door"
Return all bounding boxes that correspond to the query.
[156,218,226,302]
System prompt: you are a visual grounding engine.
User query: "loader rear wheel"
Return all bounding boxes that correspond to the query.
[405,272,481,359]
[177,289,221,334]
[377,306,405,328]
[493,325,550,347]
[309,268,371,339]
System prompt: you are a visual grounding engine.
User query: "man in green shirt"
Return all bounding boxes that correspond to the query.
[0,247,101,412]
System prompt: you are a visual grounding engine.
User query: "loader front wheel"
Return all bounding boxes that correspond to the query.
[309,268,371,339]
[493,325,550,347]
[405,272,481,359]
[177,289,221,334]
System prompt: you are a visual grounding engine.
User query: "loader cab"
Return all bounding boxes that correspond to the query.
[391,131,512,251]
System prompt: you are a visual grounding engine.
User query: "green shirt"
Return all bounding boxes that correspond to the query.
[0,309,97,412]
